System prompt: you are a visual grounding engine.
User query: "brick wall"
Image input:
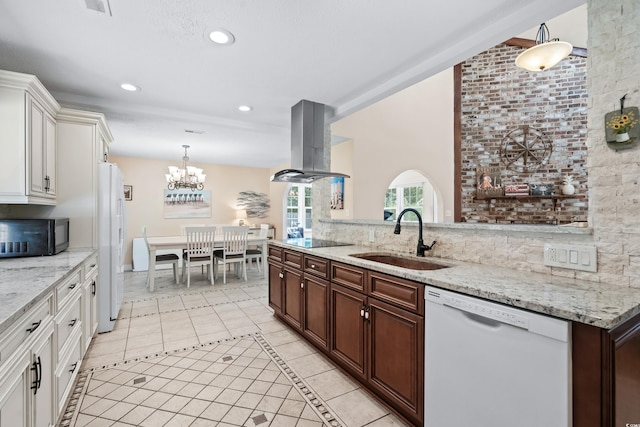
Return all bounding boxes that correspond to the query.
[460,43,589,224]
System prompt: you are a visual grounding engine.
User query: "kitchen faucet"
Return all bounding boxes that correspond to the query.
[394,208,436,257]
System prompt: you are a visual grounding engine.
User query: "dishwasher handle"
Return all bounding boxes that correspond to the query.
[428,290,529,330]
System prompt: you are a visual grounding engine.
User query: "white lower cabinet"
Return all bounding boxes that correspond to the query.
[0,352,29,426]
[31,323,54,427]
[0,318,54,427]
[0,252,98,426]
[82,254,99,351]
[55,328,82,417]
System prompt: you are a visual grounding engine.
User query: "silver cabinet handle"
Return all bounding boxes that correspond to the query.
[300,282,304,289]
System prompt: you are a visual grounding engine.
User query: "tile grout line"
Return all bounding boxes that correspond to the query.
[80,332,262,374]
[118,294,267,321]
[254,334,346,427]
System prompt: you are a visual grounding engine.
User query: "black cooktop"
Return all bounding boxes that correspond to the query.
[284,238,353,248]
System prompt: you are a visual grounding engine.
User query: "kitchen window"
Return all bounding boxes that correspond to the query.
[286,184,312,237]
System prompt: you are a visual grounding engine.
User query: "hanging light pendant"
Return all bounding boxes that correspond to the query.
[165,145,206,191]
[515,23,573,71]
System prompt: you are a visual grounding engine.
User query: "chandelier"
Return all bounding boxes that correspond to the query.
[515,23,573,71]
[165,145,206,191]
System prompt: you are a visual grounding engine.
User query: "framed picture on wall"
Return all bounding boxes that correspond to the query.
[476,167,503,199]
[163,189,212,218]
[331,177,344,210]
[123,185,133,201]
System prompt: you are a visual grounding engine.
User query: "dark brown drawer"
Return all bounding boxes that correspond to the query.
[304,255,329,279]
[283,249,303,269]
[331,262,365,292]
[268,245,283,263]
[368,271,424,315]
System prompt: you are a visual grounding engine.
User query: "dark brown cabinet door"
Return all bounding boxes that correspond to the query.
[330,284,367,382]
[282,267,303,330]
[267,261,283,314]
[302,275,329,350]
[367,298,424,425]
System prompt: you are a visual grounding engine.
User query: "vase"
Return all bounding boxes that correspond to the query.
[616,132,630,142]
[561,184,575,195]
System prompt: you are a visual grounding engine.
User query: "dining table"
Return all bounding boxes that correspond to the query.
[144,234,269,292]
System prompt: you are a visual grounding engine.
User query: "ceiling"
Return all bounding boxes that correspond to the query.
[0,0,585,168]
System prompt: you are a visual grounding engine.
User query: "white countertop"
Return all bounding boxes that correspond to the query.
[0,249,96,335]
[270,241,640,329]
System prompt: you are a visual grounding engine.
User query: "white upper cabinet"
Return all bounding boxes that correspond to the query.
[0,70,60,205]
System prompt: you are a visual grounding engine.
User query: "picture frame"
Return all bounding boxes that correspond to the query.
[475,167,503,199]
[123,185,133,201]
[330,177,345,210]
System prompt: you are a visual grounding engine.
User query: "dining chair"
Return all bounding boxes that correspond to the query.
[213,226,249,283]
[181,226,217,288]
[142,226,180,286]
[245,224,270,272]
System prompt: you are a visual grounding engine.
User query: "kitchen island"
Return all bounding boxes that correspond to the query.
[268,240,640,427]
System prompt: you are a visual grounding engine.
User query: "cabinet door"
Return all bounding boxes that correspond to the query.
[268,261,283,314]
[82,274,98,351]
[282,267,303,330]
[329,284,366,382]
[0,353,30,427]
[28,96,45,197]
[367,298,423,425]
[31,328,54,427]
[43,113,56,197]
[302,275,329,350]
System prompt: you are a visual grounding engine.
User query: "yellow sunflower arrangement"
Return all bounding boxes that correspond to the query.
[607,110,638,135]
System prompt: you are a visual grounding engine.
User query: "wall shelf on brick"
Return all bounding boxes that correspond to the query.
[474,195,585,211]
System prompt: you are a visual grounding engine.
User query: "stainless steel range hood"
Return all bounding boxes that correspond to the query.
[271,100,350,183]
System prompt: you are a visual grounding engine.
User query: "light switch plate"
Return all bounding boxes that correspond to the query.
[544,243,597,272]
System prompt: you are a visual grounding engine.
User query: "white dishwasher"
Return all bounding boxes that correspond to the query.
[424,286,571,427]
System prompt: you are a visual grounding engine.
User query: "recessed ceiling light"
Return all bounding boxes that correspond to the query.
[120,83,140,92]
[208,29,235,45]
[238,105,253,112]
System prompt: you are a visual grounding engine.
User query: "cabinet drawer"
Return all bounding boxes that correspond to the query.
[369,271,424,315]
[83,253,98,281]
[0,296,52,367]
[283,249,303,269]
[55,268,82,311]
[55,329,82,415]
[304,255,329,279]
[56,293,81,354]
[267,245,283,263]
[331,262,365,292]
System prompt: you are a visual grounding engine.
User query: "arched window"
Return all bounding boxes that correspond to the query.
[384,170,439,222]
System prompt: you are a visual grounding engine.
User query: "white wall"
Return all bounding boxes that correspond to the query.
[330,69,454,222]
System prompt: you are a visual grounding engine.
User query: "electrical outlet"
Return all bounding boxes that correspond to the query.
[369,230,375,242]
[544,243,597,272]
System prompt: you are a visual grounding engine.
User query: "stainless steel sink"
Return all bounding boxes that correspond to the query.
[349,253,450,270]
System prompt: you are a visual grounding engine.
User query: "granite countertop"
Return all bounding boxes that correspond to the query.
[270,241,640,329]
[0,248,96,335]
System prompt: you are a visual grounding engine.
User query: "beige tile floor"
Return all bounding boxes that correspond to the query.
[60,265,409,426]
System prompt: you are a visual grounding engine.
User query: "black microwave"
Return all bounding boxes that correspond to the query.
[0,218,70,258]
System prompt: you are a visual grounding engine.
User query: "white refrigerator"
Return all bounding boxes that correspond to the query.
[97,162,126,333]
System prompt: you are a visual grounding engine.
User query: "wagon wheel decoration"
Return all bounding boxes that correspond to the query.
[499,125,552,171]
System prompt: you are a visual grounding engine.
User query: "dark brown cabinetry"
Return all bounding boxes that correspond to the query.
[329,262,424,425]
[572,312,640,427]
[330,283,367,381]
[269,248,424,426]
[268,248,330,350]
